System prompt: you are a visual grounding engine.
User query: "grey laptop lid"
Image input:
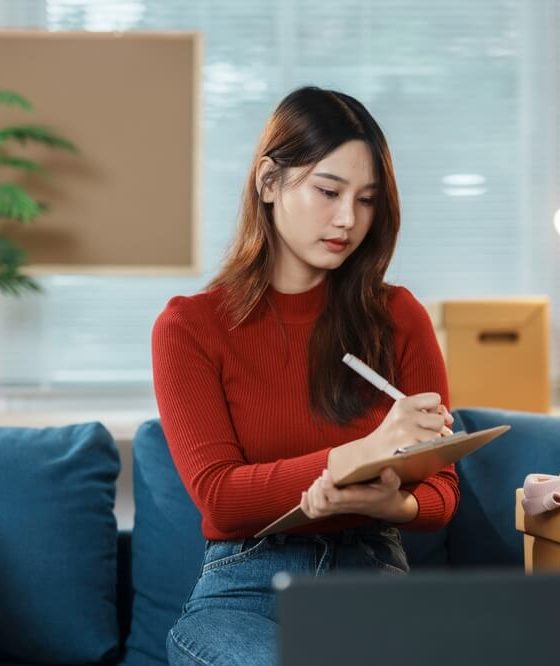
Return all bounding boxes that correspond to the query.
[274,570,560,666]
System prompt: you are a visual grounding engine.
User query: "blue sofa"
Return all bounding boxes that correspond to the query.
[0,408,559,666]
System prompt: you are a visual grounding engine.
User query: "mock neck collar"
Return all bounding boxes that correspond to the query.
[265,279,327,324]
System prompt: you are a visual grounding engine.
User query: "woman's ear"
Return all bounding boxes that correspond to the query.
[255,156,276,203]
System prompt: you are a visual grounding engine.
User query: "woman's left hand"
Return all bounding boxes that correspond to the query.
[300,467,418,523]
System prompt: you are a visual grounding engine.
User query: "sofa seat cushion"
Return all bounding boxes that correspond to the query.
[122,420,205,666]
[448,408,560,566]
[0,422,120,664]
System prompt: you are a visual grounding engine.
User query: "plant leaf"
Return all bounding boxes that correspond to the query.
[0,270,41,296]
[0,155,45,172]
[0,275,41,295]
[0,183,43,223]
[0,234,27,264]
[0,235,41,296]
[0,90,33,111]
[0,125,78,152]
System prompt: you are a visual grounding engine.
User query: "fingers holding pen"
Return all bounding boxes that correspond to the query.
[395,393,454,436]
[342,355,454,435]
[434,402,454,427]
[404,392,443,412]
[416,410,448,433]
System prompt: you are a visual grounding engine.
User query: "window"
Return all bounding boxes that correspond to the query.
[1,0,558,403]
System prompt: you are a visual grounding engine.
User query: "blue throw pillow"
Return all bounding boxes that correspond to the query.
[0,422,120,664]
[448,408,560,566]
[123,420,205,666]
[400,410,467,568]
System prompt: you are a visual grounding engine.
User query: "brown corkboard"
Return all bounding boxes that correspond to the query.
[0,30,202,274]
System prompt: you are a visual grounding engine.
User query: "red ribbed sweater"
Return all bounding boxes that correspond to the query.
[152,280,459,540]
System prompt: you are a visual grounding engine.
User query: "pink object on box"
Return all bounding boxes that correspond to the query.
[522,474,560,516]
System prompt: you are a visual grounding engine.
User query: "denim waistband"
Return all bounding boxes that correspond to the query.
[260,521,392,546]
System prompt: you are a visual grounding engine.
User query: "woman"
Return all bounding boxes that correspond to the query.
[152,85,458,666]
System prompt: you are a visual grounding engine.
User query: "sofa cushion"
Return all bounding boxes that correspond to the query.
[123,420,205,666]
[0,422,120,664]
[448,408,560,566]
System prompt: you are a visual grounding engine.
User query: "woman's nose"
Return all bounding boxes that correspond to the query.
[334,203,355,228]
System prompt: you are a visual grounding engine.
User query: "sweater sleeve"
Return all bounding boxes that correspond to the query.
[389,287,460,531]
[152,297,332,539]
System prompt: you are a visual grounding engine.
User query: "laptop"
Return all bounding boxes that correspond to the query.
[273,569,560,666]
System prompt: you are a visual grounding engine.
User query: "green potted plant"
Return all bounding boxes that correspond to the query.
[0,89,78,296]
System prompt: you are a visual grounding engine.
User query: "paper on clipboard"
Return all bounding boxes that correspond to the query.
[254,424,510,538]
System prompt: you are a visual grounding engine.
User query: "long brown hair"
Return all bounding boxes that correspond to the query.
[208,86,401,424]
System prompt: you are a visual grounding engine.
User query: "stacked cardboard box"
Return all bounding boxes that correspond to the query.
[515,488,560,573]
[444,298,550,413]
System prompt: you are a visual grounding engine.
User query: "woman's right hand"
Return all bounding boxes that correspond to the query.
[363,393,454,457]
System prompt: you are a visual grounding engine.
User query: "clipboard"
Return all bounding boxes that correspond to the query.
[255,424,510,537]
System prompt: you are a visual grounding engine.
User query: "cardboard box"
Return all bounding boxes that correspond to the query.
[443,298,550,412]
[515,488,560,573]
[522,535,560,574]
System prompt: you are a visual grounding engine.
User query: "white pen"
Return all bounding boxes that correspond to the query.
[343,353,405,400]
[342,353,453,436]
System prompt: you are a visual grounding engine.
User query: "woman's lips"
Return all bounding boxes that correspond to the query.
[322,239,349,253]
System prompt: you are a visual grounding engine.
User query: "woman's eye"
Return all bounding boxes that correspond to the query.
[316,187,338,199]
[316,187,375,207]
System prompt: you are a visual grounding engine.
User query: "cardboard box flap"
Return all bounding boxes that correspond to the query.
[443,297,549,329]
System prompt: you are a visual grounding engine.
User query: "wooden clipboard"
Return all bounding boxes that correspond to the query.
[255,425,510,538]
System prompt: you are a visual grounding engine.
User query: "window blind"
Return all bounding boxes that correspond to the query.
[0,0,558,395]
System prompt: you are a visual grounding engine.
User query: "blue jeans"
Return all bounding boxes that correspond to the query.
[167,523,409,666]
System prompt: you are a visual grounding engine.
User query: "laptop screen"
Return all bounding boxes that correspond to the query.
[274,569,560,666]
